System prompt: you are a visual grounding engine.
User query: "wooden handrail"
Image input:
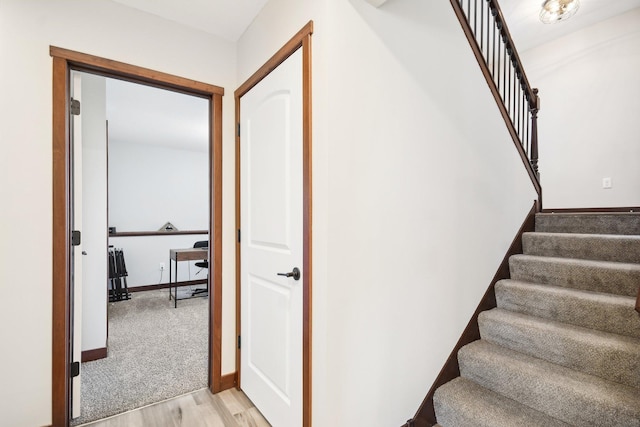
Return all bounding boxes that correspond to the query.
[450,0,541,206]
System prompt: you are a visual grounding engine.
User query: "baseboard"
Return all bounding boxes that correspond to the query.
[220,372,237,390]
[541,206,640,213]
[81,347,107,363]
[129,279,208,293]
[407,202,537,427]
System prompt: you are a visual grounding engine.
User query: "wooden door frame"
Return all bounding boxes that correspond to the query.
[51,46,224,426]
[234,21,314,427]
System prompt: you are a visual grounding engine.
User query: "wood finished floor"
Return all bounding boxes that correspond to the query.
[80,388,271,427]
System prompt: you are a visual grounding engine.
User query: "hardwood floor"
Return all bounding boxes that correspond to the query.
[80,388,271,427]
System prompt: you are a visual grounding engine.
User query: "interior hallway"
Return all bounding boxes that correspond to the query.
[80,388,270,427]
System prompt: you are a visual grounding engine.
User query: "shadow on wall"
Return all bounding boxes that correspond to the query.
[347,0,488,124]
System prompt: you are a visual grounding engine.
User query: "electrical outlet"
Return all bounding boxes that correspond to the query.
[602,177,612,189]
[159,262,165,271]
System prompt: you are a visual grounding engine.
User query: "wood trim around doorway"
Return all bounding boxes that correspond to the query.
[234,20,314,427]
[50,47,224,426]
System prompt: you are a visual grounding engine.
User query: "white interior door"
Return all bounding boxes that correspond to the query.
[240,48,303,427]
[71,71,83,419]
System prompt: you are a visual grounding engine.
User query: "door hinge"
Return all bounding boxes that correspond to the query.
[237,335,241,349]
[72,230,81,246]
[70,98,81,116]
[70,361,80,378]
[237,123,240,137]
[237,229,241,243]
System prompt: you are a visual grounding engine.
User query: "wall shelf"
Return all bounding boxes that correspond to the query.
[109,230,208,237]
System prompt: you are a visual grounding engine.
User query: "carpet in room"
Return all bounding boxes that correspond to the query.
[72,288,208,426]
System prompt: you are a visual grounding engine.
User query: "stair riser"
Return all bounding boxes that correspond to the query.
[458,342,640,426]
[478,309,640,389]
[496,280,640,339]
[509,255,640,297]
[434,378,570,427]
[522,232,640,263]
[536,213,640,235]
[434,394,493,427]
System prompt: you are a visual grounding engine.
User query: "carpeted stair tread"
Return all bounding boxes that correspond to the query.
[432,213,640,427]
[510,254,640,297]
[458,340,640,426]
[495,279,640,339]
[433,377,570,427]
[522,232,640,263]
[478,308,640,388]
[536,212,640,235]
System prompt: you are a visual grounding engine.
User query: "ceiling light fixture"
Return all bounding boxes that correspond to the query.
[539,0,580,24]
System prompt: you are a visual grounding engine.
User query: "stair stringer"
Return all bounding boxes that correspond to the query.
[404,201,537,427]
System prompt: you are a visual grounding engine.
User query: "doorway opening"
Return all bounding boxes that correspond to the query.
[69,70,211,425]
[51,46,224,427]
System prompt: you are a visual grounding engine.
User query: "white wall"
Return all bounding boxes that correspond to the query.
[0,1,237,425]
[108,141,209,232]
[238,0,537,425]
[79,72,109,352]
[0,0,549,425]
[522,8,640,209]
[108,140,209,287]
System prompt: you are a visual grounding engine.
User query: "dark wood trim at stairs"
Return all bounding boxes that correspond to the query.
[81,347,107,363]
[542,207,640,213]
[406,202,537,427]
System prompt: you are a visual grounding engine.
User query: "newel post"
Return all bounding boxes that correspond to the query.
[530,88,540,178]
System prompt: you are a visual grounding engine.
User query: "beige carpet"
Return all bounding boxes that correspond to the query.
[433,213,640,426]
[72,288,208,426]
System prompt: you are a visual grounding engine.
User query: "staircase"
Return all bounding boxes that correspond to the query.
[433,212,640,426]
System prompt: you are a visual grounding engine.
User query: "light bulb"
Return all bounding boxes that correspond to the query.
[540,0,580,24]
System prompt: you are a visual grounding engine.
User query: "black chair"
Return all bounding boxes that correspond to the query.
[192,240,208,296]
[193,240,208,270]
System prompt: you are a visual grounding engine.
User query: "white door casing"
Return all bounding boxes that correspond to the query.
[240,48,304,427]
[71,72,83,419]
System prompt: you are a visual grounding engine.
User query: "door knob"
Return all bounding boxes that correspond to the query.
[277,267,301,281]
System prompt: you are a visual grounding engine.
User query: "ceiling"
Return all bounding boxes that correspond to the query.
[106,78,209,152]
[111,0,269,41]
[497,0,640,51]
[111,0,640,49]
[105,0,271,151]
[104,0,640,152]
